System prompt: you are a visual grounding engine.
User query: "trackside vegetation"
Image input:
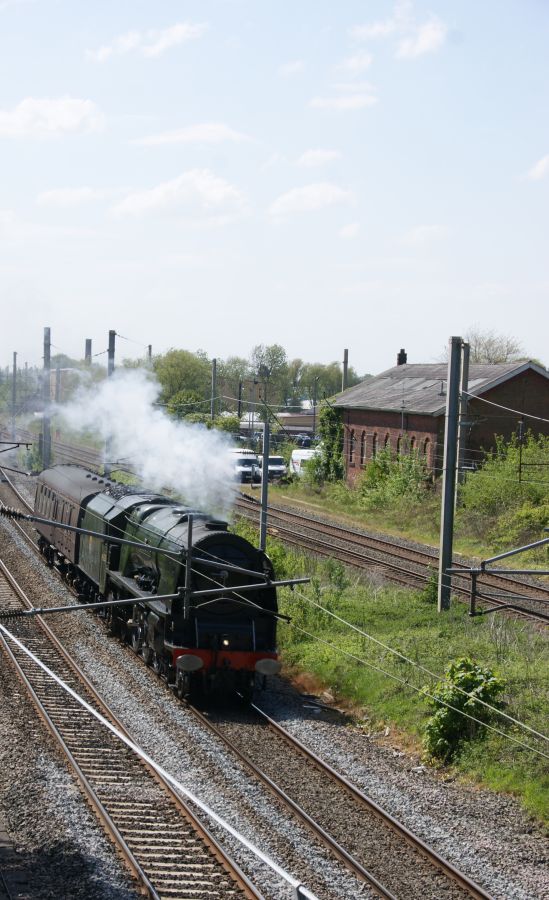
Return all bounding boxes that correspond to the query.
[275,431,549,562]
[234,521,549,827]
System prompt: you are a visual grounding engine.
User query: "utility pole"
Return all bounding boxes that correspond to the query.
[312,377,319,438]
[85,339,92,366]
[211,358,217,421]
[147,345,152,366]
[42,328,51,468]
[456,341,470,490]
[107,330,115,378]
[438,336,462,612]
[11,352,17,439]
[104,330,115,476]
[259,418,270,551]
[237,380,243,419]
[342,349,349,392]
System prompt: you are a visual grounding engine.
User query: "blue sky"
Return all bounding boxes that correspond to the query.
[1,0,548,376]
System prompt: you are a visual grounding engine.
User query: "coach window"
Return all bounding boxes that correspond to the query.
[349,429,355,464]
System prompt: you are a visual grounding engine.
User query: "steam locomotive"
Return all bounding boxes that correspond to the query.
[34,465,281,699]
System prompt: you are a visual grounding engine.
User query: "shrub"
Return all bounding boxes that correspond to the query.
[423,657,506,762]
[357,446,431,510]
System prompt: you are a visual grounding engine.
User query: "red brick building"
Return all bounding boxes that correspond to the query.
[334,357,549,485]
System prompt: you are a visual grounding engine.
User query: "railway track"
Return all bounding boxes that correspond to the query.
[0,466,496,898]
[235,495,549,624]
[3,428,549,623]
[187,700,493,900]
[0,457,546,898]
[0,559,259,900]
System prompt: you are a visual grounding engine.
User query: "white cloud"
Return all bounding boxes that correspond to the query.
[0,97,104,138]
[278,60,305,77]
[309,84,377,111]
[351,3,447,60]
[337,52,373,74]
[269,183,354,218]
[0,208,95,241]
[112,169,247,223]
[134,122,250,146]
[526,154,549,181]
[88,22,207,62]
[350,1,411,41]
[340,222,360,239]
[397,19,447,59]
[37,187,106,207]
[402,224,448,245]
[296,149,341,167]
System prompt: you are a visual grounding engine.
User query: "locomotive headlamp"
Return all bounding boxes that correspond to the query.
[222,638,230,647]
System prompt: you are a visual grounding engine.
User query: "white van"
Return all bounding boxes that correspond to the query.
[289,448,318,476]
[258,455,288,481]
[228,448,261,483]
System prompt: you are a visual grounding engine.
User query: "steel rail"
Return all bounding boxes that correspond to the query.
[250,700,494,900]
[235,496,549,622]
[185,702,397,900]
[0,558,260,900]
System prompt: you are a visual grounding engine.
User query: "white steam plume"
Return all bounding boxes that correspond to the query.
[56,369,236,514]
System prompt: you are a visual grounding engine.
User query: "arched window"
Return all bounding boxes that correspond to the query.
[410,436,416,452]
[349,429,355,464]
[360,431,366,465]
[423,438,431,467]
[372,432,378,458]
[384,433,390,451]
[396,435,402,457]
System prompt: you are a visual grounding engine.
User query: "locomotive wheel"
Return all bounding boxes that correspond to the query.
[142,646,153,666]
[131,628,142,654]
[152,653,163,676]
[175,672,192,701]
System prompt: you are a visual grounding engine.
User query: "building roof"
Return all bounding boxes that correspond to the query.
[333,361,549,416]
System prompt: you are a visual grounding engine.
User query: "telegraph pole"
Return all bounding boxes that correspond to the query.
[85,339,92,366]
[342,349,349,392]
[104,330,115,476]
[147,344,152,366]
[42,328,51,467]
[211,358,217,421]
[438,336,462,611]
[237,380,243,419]
[456,341,470,489]
[259,418,270,551]
[11,352,17,439]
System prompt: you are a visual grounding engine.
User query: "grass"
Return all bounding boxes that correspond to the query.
[235,520,549,827]
[266,478,549,569]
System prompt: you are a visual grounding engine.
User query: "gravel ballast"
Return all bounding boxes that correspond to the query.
[0,473,548,899]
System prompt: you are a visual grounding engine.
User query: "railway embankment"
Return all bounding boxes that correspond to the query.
[235,516,549,832]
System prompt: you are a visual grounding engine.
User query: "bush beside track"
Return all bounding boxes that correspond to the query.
[234,521,549,828]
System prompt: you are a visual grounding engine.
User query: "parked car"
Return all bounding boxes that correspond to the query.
[258,455,288,481]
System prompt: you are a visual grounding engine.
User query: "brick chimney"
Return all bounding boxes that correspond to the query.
[397,348,407,366]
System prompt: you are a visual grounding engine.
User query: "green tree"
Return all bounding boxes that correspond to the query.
[250,343,288,406]
[153,349,211,406]
[217,356,250,412]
